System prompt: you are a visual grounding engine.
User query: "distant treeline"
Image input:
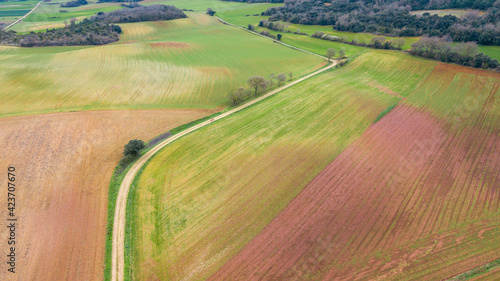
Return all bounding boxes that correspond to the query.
[312,31,406,50]
[410,36,499,70]
[91,5,187,23]
[263,0,500,45]
[0,5,186,47]
[0,19,121,47]
[61,0,87,8]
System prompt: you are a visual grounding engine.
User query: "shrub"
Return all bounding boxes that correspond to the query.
[123,139,145,157]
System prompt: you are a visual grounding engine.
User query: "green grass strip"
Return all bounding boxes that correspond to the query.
[103,110,223,281]
[374,101,399,123]
[447,258,500,280]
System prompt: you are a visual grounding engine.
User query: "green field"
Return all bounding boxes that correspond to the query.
[128,51,438,281]
[478,45,500,61]
[129,49,500,280]
[410,9,485,17]
[8,0,499,60]
[0,13,323,117]
[0,9,30,16]
[11,1,122,32]
[0,0,38,25]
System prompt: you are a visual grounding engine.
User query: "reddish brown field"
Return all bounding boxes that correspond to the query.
[0,109,216,281]
[211,100,500,280]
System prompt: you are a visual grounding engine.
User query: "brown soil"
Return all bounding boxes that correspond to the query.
[0,108,217,281]
[210,103,500,280]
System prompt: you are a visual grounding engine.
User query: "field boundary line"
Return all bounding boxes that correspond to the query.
[111,60,337,281]
[215,16,328,60]
[3,1,42,30]
[446,258,500,280]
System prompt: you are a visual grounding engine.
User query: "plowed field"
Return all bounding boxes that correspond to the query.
[211,52,500,280]
[0,108,216,281]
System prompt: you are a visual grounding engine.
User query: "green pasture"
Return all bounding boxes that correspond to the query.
[0,14,323,117]
[129,49,500,280]
[129,51,414,281]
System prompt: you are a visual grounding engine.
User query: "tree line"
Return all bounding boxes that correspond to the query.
[0,18,121,47]
[91,4,186,23]
[61,0,88,8]
[229,73,293,106]
[409,36,500,70]
[262,0,500,45]
[312,31,406,50]
[0,4,186,47]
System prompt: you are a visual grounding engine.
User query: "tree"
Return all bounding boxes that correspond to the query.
[123,139,145,157]
[391,38,406,49]
[247,76,267,96]
[269,73,275,86]
[228,87,247,106]
[248,24,254,31]
[277,33,282,41]
[70,17,77,25]
[338,48,345,59]
[206,8,216,16]
[326,48,336,62]
[454,42,479,57]
[277,73,286,85]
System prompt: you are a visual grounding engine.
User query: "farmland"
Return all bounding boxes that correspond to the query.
[0,0,38,27]
[211,51,500,280]
[0,0,499,279]
[0,13,323,117]
[128,51,423,280]
[11,1,122,32]
[0,5,325,281]
[410,9,486,17]
[0,108,217,281]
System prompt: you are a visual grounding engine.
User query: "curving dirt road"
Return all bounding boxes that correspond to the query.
[111,20,337,281]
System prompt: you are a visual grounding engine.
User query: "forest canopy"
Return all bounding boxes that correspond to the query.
[263,0,500,45]
[0,5,186,47]
[91,4,187,23]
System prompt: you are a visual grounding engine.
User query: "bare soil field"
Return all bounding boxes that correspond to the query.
[211,82,500,279]
[0,108,217,281]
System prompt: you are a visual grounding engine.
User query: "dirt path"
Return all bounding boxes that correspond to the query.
[0,109,216,281]
[111,61,337,281]
[3,1,42,30]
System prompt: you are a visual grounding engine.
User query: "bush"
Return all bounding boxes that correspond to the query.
[123,139,145,157]
[410,36,499,70]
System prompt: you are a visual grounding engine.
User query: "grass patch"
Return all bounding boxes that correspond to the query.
[0,9,30,17]
[103,109,223,281]
[448,259,500,280]
[0,14,323,117]
[374,102,399,123]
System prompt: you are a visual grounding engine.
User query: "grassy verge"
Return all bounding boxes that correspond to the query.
[120,63,344,280]
[374,101,399,123]
[448,259,500,280]
[103,110,223,281]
